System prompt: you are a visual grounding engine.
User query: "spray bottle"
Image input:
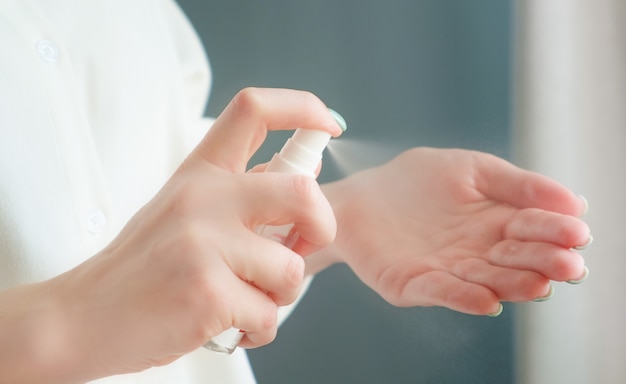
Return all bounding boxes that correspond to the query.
[204,109,347,354]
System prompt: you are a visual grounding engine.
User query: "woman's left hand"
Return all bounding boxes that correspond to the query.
[315,147,590,316]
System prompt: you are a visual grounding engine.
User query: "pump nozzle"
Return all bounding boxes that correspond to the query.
[265,108,347,177]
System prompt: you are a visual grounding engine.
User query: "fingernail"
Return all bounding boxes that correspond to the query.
[487,303,503,317]
[578,194,589,217]
[533,285,555,302]
[328,108,347,132]
[573,234,593,251]
[567,265,589,284]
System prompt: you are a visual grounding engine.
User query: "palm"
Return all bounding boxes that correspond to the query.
[327,148,589,315]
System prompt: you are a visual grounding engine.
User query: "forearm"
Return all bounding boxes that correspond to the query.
[0,281,85,384]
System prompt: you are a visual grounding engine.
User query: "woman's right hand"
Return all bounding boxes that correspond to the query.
[1,88,343,383]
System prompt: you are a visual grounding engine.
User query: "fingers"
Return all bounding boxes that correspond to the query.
[456,236,587,305]
[212,270,280,347]
[201,242,305,348]
[395,271,502,316]
[475,154,587,217]
[228,232,306,307]
[236,172,337,254]
[450,258,552,302]
[503,208,591,249]
[487,239,586,283]
[380,235,587,316]
[389,257,563,316]
[214,230,311,349]
[193,88,343,173]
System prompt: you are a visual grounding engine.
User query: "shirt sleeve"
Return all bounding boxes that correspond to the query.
[157,0,215,150]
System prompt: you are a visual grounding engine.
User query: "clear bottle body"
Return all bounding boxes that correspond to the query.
[203,327,245,355]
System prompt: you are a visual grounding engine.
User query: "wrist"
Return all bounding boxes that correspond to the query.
[0,280,86,383]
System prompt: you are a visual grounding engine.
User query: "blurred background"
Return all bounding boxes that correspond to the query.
[177,1,624,383]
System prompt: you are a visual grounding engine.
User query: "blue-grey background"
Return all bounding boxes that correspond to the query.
[177,1,514,382]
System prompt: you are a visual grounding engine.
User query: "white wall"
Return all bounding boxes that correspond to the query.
[513,1,626,383]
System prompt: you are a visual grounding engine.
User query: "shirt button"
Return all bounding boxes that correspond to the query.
[84,208,107,234]
[36,40,60,63]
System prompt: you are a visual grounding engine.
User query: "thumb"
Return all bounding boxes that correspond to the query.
[190,88,343,173]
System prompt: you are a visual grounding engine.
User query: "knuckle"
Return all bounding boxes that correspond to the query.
[202,281,230,323]
[231,87,264,117]
[167,179,202,217]
[161,269,231,347]
[249,328,278,348]
[229,88,270,151]
[289,175,318,208]
[298,90,325,111]
[451,258,479,279]
[197,271,237,332]
[502,210,523,239]
[259,303,279,332]
[284,255,305,286]
[151,221,207,271]
[490,239,519,262]
[177,221,208,257]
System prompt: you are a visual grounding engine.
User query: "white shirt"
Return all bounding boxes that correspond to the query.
[0,0,299,382]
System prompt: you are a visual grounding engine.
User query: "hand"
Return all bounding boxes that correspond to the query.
[3,88,343,382]
[319,147,590,316]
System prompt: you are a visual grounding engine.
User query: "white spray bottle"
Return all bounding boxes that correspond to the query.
[204,109,347,354]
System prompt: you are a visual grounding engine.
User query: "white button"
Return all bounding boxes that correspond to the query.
[36,40,60,63]
[84,208,107,234]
